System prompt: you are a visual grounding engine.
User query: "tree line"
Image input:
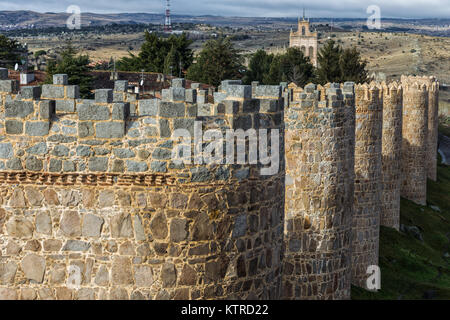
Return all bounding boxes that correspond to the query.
[0,32,369,97]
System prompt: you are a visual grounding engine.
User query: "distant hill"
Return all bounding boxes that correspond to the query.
[0,10,166,27]
[0,10,449,36]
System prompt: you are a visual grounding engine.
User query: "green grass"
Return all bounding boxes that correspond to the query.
[352,128,450,300]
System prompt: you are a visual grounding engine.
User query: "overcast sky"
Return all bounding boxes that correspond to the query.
[0,0,449,19]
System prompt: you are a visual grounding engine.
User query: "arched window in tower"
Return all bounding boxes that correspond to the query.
[309,46,314,58]
[301,46,306,55]
[302,26,306,35]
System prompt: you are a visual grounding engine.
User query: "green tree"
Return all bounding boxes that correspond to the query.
[45,42,94,98]
[117,31,193,75]
[186,37,244,86]
[262,48,314,87]
[163,45,177,76]
[316,39,342,84]
[0,34,25,69]
[340,47,368,83]
[243,49,273,85]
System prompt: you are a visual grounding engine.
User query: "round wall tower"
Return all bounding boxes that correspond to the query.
[381,82,403,230]
[351,83,383,289]
[400,80,429,206]
[283,83,354,300]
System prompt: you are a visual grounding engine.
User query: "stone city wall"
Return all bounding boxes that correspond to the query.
[0,72,285,300]
[0,67,440,300]
[283,82,355,300]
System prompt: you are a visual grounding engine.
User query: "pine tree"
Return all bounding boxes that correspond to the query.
[340,47,368,83]
[186,37,244,86]
[316,39,342,84]
[262,48,314,86]
[0,34,25,69]
[45,42,94,98]
[117,31,193,74]
[163,45,177,76]
[243,49,273,85]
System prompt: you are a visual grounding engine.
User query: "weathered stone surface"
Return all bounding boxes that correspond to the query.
[25,187,44,206]
[161,263,177,288]
[35,211,52,235]
[62,240,91,251]
[21,254,46,283]
[60,211,81,237]
[9,189,27,207]
[111,257,133,285]
[134,265,154,287]
[95,265,110,286]
[150,212,168,240]
[110,213,133,238]
[6,216,34,238]
[0,262,18,285]
[82,214,104,238]
[170,218,188,242]
[0,288,18,300]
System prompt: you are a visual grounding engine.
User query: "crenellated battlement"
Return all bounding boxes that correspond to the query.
[0,72,440,300]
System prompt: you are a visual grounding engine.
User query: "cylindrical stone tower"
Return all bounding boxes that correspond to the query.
[401,76,439,182]
[381,82,403,230]
[400,80,429,205]
[427,78,439,181]
[283,83,355,300]
[351,83,383,289]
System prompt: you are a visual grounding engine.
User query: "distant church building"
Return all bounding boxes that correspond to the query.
[289,13,318,67]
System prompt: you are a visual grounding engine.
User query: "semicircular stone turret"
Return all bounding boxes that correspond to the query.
[0,75,285,300]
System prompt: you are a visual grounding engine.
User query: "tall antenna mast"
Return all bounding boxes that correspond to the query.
[164,0,172,33]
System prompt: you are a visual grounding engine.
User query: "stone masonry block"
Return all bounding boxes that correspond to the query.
[39,100,55,119]
[5,120,23,134]
[56,100,75,113]
[254,85,281,98]
[185,89,197,103]
[162,88,186,102]
[191,83,200,90]
[343,82,355,93]
[42,85,65,99]
[114,80,129,92]
[159,102,185,118]
[139,99,159,116]
[225,85,252,100]
[0,80,18,93]
[95,122,125,139]
[25,122,50,136]
[0,68,8,79]
[112,103,130,120]
[20,86,41,100]
[214,92,227,104]
[172,78,186,88]
[66,85,80,99]
[53,74,68,85]
[77,102,110,121]
[95,89,113,103]
[5,100,34,118]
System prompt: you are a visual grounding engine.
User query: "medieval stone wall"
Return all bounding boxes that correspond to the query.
[283,83,355,299]
[351,84,383,289]
[0,66,440,300]
[0,73,285,300]
[381,82,403,230]
[400,79,429,206]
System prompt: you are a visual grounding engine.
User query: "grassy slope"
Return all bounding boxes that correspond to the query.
[352,124,450,300]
